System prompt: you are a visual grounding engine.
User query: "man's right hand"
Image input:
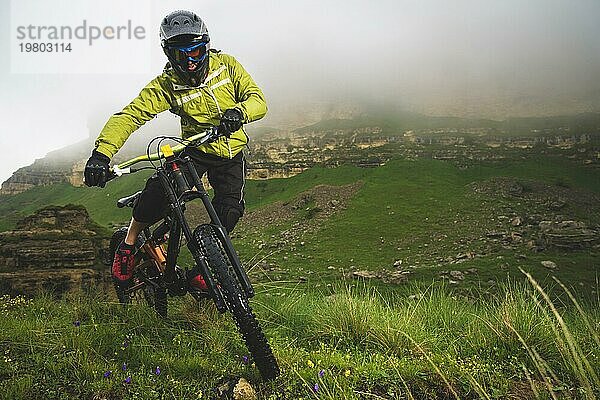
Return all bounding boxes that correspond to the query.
[84,150,111,188]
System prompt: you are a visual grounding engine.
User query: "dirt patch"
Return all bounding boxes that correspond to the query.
[238,181,363,237]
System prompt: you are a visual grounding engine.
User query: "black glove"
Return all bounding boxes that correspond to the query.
[84,150,111,188]
[218,108,244,137]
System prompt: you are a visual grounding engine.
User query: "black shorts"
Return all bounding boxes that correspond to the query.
[132,149,246,225]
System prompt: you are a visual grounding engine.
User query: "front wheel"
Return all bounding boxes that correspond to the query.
[195,225,280,381]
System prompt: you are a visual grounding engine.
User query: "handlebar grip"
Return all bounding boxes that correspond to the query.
[105,170,117,183]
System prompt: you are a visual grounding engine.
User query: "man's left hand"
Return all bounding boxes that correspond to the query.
[219,108,243,137]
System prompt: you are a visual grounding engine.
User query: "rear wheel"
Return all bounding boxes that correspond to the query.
[195,225,280,381]
[108,228,166,316]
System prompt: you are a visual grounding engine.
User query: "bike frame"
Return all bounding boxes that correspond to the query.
[110,128,254,312]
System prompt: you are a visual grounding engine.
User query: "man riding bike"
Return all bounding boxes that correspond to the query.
[84,10,267,292]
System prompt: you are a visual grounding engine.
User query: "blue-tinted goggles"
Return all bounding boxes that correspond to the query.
[170,42,208,63]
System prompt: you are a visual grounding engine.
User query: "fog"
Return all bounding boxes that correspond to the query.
[1,0,600,183]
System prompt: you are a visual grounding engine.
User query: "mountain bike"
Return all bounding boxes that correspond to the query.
[104,127,280,381]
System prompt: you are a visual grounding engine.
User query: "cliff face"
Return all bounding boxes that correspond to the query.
[3,112,600,194]
[0,158,86,195]
[0,205,108,296]
[0,137,92,195]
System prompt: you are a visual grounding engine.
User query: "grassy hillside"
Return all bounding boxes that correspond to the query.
[1,156,598,295]
[0,172,153,231]
[232,156,600,296]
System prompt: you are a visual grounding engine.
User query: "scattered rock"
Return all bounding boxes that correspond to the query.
[211,377,256,400]
[393,259,403,268]
[486,231,506,238]
[511,217,522,226]
[449,270,465,280]
[541,260,557,270]
[510,232,523,243]
[466,268,478,274]
[350,270,379,280]
[233,378,256,400]
[349,269,410,284]
[386,271,410,284]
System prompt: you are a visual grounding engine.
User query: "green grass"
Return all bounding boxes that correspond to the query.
[0,278,598,399]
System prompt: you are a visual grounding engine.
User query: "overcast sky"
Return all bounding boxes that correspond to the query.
[1,0,600,183]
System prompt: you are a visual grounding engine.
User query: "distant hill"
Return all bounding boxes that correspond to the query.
[3,109,600,196]
[294,111,600,136]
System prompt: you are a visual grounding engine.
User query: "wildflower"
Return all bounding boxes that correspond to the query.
[313,383,319,392]
[242,355,249,365]
[122,363,127,371]
[103,370,112,378]
[155,366,161,375]
[122,340,129,349]
[307,360,315,368]
[344,369,351,377]
[73,320,80,327]
[318,369,325,378]
[124,376,131,384]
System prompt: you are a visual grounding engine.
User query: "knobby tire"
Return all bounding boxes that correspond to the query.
[196,225,280,381]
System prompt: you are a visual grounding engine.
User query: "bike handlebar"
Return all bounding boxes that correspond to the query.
[108,126,219,179]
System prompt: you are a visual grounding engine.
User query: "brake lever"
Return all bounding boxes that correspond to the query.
[187,126,220,147]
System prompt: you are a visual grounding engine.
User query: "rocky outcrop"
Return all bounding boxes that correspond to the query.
[3,113,599,194]
[0,161,75,195]
[0,269,100,296]
[538,220,600,250]
[0,205,108,296]
[69,160,86,187]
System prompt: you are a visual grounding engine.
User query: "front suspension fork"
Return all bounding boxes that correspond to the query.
[181,156,255,298]
[157,168,227,312]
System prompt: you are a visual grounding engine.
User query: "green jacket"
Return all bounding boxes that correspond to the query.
[94,50,267,160]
